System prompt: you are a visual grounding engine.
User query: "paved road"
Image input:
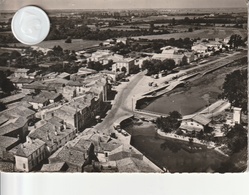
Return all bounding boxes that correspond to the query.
[95,50,246,134]
[95,72,145,134]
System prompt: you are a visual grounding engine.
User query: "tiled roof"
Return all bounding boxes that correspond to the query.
[15,78,34,84]
[29,121,75,147]
[0,161,14,172]
[116,157,155,173]
[41,162,68,172]
[7,101,32,109]
[15,68,29,73]
[108,145,143,161]
[0,123,19,136]
[0,115,9,125]
[38,91,61,100]
[0,93,26,104]
[0,135,19,149]
[192,114,211,126]
[52,147,85,167]
[15,139,45,157]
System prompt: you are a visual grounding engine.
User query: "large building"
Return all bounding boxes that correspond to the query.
[14,138,46,172]
[112,58,135,75]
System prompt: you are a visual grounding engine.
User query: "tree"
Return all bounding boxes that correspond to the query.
[0,101,6,112]
[188,27,193,32]
[0,71,16,94]
[156,111,182,133]
[65,37,72,43]
[87,61,103,71]
[226,124,247,153]
[121,66,127,74]
[228,34,244,49]
[221,69,247,113]
[162,59,176,71]
[10,50,21,59]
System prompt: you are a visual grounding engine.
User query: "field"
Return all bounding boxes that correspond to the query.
[8,39,102,51]
[132,27,247,40]
[100,24,150,31]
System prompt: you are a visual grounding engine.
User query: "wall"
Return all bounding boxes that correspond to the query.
[15,155,29,172]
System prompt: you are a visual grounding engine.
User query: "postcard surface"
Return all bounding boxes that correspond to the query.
[0,0,247,173]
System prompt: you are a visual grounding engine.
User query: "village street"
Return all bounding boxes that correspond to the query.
[94,71,145,134]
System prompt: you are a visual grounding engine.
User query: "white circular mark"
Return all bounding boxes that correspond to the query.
[11,6,50,45]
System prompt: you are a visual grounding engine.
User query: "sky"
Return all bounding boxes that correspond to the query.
[0,0,247,10]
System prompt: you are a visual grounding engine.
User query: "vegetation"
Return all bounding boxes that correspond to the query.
[226,124,247,154]
[0,71,16,95]
[0,102,6,112]
[221,69,247,113]
[228,34,245,49]
[156,111,182,133]
[142,59,176,76]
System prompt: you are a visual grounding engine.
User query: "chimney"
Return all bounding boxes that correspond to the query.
[54,126,58,136]
[46,131,50,141]
[233,107,242,124]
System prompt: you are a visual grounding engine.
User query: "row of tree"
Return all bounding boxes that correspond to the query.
[142,59,176,76]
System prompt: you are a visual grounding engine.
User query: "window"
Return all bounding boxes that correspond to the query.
[191,123,193,125]
[23,163,26,169]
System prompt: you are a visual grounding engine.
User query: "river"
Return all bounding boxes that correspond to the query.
[124,122,228,173]
[140,65,242,116]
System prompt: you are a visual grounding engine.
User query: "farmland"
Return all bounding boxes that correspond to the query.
[8,39,102,51]
[132,27,247,40]
[100,24,150,31]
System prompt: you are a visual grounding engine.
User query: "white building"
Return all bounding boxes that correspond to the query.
[14,138,46,172]
[112,58,135,75]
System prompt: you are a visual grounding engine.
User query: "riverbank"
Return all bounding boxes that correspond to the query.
[156,129,229,157]
[124,122,228,172]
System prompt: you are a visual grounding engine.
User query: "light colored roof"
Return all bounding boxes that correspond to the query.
[108,145,143,161]
[15,139,45,157]
[0,123,18,136]
[0,93,26,104]
[116,157,155,173]
[0,115,9,125]
[15,68,29,73]
[41,162,67,172]
[192,114,211,126]
[0,136,19,149]
[29,121,75,147]
[50,147,85,167]
[57,72,70,79]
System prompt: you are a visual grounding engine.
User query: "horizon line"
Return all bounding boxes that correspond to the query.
[0,6,247,12]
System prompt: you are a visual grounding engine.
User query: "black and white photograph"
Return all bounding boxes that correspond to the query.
[0,0,248,173]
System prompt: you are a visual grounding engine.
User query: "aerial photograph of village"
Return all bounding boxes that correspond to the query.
[0,0,247,173]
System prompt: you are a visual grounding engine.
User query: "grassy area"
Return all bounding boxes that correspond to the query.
[132,27,247,40]
[8,39,102,51]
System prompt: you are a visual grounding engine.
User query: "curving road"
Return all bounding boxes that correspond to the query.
[95,72,145,134]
